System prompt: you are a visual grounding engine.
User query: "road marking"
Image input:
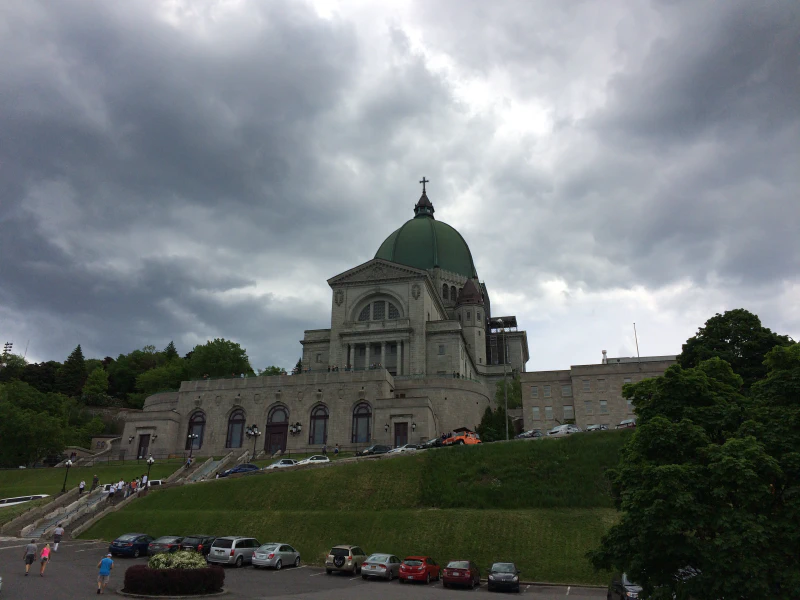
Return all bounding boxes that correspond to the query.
[310,572,326,577]
[350,576,360,580]
[0,540,100,551]
[567,586,571,595]
[525,585,530,592]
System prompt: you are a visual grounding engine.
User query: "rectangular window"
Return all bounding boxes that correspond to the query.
[466,311,471,320]
[544,406,554,421]
[583,380,590,392]
[627,399,634,413]
[598,378,607,391]
[563,405,574,420]
[543,385,551,398]
[623,377,632,385]
[438,344,446,355]
[600,400,609,414]
[531,386,539,398]
[477,312,481,322]
[531,407,540,420]
[584,400,594,415]
[562,385,572,397]
[315,353,322,363]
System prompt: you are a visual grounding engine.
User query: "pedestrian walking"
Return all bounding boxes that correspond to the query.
[142,474,148,488]
[39,543,51,576]
[334,443,340,457]
[107,485,115,502]
[23,539,37,575]
[53,523,65,552]
[79,480,86,495]
[91,474,99,491]
[97,552,114,594]
[322,444,327,456]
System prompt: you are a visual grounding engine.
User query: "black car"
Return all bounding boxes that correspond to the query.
[487,562,521,593]
[180,535,217,556]
[148,536,184,555]
[609,573,642,599]
[421,438,443,449]
[359,445,391,456]
[218,463,260,478]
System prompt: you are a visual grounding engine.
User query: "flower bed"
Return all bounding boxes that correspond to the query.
[124,552,224,596]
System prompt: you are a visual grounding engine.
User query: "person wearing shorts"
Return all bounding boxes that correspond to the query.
[23,540,38,575]
[40,543,51,576]
[53,523,65,551]
[97,553,114,594]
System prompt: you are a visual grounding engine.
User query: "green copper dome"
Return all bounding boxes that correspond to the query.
[375,190,478,279]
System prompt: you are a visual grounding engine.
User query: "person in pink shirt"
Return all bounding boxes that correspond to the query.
[40,543,51,576]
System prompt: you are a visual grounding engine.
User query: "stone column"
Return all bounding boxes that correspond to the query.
[380,341,386,369]
[348,344,355,370]
[365,343,371,369]
[398,341,403,375]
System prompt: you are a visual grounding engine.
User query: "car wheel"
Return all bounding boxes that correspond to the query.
[362,574,368,580]
[294,557,301,568]
[276,559,282,570]
[426,573,430,584]
[443,582,449,588]
[387,570,393,581]
[235,555,243,568]
[133,549,140,558]
[458,440,465,445]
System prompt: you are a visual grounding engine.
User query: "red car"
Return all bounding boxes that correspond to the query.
[398,556,440,584]
[442,559,481,589]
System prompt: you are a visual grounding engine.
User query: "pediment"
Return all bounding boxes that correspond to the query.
[328,259,427,286]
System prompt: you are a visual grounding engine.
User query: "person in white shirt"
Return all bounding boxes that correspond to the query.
[142,474,148,487]
[53,524,65,552]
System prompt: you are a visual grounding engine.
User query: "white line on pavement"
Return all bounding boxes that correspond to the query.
[525,585,530,592]
[350,576,360,580]
[567,586,571,595]
[309,572,326,577]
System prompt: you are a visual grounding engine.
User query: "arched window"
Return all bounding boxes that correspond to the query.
[226,409,246,448]
[268,405,288,423]
[358,305,371,321]
[373,301,385,320]
[442,284,448,300]
[388,303,399,319]
[451,286,457,300]
[185,411,205,450]
[357,300,402,321]
[351,403,372,443]
[309,405,329,445]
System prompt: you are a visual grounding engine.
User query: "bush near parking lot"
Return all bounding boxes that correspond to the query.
[124,564,224,595]
[148,550,207,570]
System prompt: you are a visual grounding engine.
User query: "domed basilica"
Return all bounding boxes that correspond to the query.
[122,182,529,459]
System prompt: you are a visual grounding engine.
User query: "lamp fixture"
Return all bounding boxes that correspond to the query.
[384,423,390,433]
[412,422,416,432]
[289,421,303,436]
[152,434,158,441]
[128,436,134,444]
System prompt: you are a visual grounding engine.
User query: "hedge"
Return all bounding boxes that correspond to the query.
[124,565,225,595]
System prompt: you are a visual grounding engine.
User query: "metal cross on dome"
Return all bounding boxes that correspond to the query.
[419,177,429,193]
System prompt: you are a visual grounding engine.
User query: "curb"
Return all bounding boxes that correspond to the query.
[116,588,227,598]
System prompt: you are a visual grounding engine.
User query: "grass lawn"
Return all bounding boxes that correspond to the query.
[0,497,50,527]
[0,463,181,498]
[80,507,617,585]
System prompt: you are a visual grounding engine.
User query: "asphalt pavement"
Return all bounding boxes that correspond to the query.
[0,538,606,599]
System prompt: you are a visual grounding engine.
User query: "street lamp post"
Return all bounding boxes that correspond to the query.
[187,434,199,459]
[498,319,509,441]
[245,425,261,459]
[146,455,155,481]
[61,459,73,494]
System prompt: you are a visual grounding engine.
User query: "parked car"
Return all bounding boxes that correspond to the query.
[547,424,582,437]
[515,429,542,440]
[148,536,184,556]
[252,542,300,569]
[487,562,521,593]
[443,428,482,446]
[179,535,216,556]
[297,455,330,465]
[146,479,164,488]
[398,556,440,584]
[361,553,402,580]
[359,445,391,456]
[420,438,443,449]
[109,533,154,558]
[206,536,261,567]
[265,459,298,469]
[585,424,609,432]
[218,464,260,478]
[608,573,642,599]
[325,545,367,575]
[616,418,637,429]
[388,444,419,454]
[442,560,481,588]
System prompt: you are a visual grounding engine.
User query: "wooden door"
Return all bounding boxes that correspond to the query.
[137,434,150,459]
[394,422,408,447]
[265,424,288,455]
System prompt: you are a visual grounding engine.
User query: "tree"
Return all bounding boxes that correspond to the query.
[56,345,87,397]
[187,338,254,379]
[258,365,287,376]
[495,375,522,409]
[679,308,793,389]
[82,367,110,406]
[163,341,179,361]
[0,353,27,382]
[476,406,512,442]
[0,381,68,467]
[135,359,188,396]
[21,361,61,393]
[589,349,799,599]
[293,358,302,374]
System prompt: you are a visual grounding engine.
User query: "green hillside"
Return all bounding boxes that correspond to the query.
[80,431,632,585]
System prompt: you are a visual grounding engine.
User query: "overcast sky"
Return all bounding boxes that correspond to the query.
[1,0,798,372]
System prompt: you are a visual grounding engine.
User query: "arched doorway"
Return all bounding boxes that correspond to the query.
[265,405,289,455]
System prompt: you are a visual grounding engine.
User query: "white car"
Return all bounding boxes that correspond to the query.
[146,479,164,487]
[265,459,298,469]
[297,455,330,466]
[547,424,582,437]
[388,444,419,454]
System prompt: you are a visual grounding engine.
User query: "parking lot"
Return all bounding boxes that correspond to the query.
[0,538,606,599]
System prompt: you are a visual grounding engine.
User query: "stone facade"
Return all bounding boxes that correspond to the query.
[520,356,677,432]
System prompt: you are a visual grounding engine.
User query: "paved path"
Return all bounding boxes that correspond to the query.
[0,538,606,599]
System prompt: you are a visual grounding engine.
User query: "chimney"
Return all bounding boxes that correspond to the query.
[601,350,608,364]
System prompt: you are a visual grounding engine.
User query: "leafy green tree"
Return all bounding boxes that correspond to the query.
[163,341,179,361]
[187,338,254,379]
[0,382,66,467]
[57,344,87,397]
[84,358,104,375]
[82,367,110,406]
[495,375,522,409]
[258,365,287,376]
[135,359,188,396]
[293,358,302,374]
[21,361,62,393]
[476,406,512,442]
[590,349,799,599]
[679,308,793,389]
[0,353,27,382]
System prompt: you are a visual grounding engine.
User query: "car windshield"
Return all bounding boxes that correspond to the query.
[622,574,638,586]
[330,548,350,557]
[447,561,470,569]
[258,544,278,552]
[404,559,423,566]
[155,536,181,543]
[182,537,203,545]
[117,534,140,541]
[212,539,234,548]
[492,563,516,573]
[367,554,390,562]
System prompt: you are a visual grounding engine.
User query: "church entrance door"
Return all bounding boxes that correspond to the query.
[394,422,408,448]
[265,424,288,455]
[137,434,150,460]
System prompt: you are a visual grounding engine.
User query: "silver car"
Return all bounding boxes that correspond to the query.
[547,424,582,437]
[252,542,300,569]
[361,553,402,581]
[265,459,298,470]
[207,536,260,567]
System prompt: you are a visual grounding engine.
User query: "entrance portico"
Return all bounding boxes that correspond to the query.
[344,339,408,375]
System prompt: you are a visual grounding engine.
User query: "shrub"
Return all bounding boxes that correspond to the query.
[148,550,207,570]
[124,564,224,595]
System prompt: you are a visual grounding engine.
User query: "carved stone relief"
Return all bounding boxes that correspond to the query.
[334,290,344,306]
[411,284,421,300]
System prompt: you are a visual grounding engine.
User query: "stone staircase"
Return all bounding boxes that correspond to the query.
[24,488,108,539]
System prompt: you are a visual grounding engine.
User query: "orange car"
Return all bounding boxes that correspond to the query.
[443,428,482,446]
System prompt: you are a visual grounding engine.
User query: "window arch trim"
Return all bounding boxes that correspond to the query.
[186,410,206,451]
[225,408,246,449]
[351,402,372,444]
[268,404,289,423]
[309,404,329,445]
